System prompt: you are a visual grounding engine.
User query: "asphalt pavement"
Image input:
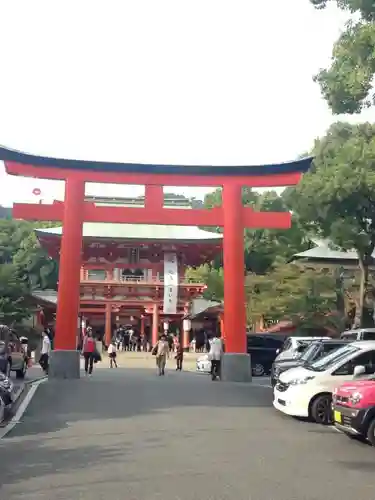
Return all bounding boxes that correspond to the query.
[1,361,375,500]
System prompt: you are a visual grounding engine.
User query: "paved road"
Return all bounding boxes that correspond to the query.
[1,365,375,500]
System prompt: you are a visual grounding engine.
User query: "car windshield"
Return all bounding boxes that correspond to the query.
[300,342,320,362]
[306,344,359,372]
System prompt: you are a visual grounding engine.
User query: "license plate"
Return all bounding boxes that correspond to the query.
[334,410,342,423]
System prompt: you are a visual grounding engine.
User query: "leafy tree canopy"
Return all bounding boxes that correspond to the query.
[0,219,58,290]
[311,0,375,113]
[246,260,342,333]
[0,263,32,326]
[286,121,375,326]
[185,264,224,301]
[0,219,59,326]
[203,187,310,274]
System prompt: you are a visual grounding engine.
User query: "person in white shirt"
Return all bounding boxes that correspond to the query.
[107,341,118,368]
[208,336,223,381]
[39,330,51,374]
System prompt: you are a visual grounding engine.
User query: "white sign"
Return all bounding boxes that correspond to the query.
[183,319,191,331]
[163,252,178,314]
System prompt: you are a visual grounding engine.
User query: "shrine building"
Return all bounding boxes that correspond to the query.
[36,194,222,348]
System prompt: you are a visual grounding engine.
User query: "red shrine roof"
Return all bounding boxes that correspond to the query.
[0,146,313,177]
[36,223,222,242]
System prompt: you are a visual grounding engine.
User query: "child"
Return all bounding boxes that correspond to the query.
[108,341,118,368]
[175,342,183,371]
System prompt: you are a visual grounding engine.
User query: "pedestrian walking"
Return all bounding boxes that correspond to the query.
[39,329,51,374]
[208,335,223,381]
[175,341,183,371]
[152,334,169,376]
[82,328,96,375]
[108,341,118,368]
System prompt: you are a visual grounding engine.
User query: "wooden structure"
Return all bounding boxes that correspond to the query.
[0,146,311,380]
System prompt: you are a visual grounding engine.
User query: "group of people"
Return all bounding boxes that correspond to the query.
[113,326,149,352]
[39,326,100,376]
[38,325,223,380]
[151,334,184,376]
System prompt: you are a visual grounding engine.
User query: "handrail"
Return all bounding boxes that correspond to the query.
[81,275,205,285]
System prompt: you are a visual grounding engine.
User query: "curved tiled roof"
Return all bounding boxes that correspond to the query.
[292,243,374,263]
[0,145,313,177]
[36,223,223,242]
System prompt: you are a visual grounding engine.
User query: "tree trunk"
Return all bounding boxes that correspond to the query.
[354,255,374,328]
[334,267,345,315]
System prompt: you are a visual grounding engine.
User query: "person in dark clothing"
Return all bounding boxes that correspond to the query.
[82,329,96,375]
[167,334,174,352]
[123,329,130,351]
[175,342,183,371]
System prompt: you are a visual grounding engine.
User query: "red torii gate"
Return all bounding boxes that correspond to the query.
[0,146,312,380]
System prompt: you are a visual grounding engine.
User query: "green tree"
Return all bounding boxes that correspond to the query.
[311,0,375,113]
[13,227,59,290]
[0,219,58,290]
[203,187,310,273]
[246,260,341,333]
[286,121,375,327]
[185,264,224,301]
[0,263,31,325]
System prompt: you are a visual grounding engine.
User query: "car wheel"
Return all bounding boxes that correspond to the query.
[366,418,375,446]
[16,363,26,379]
[252,363,265,377]
[310,394,332,425]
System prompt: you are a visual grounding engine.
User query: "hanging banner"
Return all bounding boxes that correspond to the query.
[163,252,178,314]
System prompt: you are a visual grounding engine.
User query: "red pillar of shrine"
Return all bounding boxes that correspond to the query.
[219,314,225,340]
[152,303,159,346]
[182,318,191,352]
[105,303,112,347]
[54,177,85,351]
[222,183,246,354]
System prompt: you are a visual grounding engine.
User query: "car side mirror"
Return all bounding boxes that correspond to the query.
[354,365,366,377]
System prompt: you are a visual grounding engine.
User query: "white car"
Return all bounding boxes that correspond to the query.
[275,336,331,362]
[273,341,375,424]
[196,354,211,373]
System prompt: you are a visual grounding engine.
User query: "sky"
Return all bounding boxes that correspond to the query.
[0,0,374,205]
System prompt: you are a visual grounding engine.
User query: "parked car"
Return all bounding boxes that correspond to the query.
[246,334,286,376]
[0,325,28,379]
[196,334,285,377]
[273,341,375,424]
[274,336,331,362]
[332,377,375,445]
[270,339,350,387]
[340,328,375,341]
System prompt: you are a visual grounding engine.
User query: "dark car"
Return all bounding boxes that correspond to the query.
[247,334,286,376]
[0,325,28,379]
[270,339,350,386]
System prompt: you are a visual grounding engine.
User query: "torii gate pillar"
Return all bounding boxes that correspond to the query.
[49,177,84,379]
[221,183,250,381]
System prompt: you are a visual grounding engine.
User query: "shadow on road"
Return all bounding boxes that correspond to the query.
[4,368,272,439]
